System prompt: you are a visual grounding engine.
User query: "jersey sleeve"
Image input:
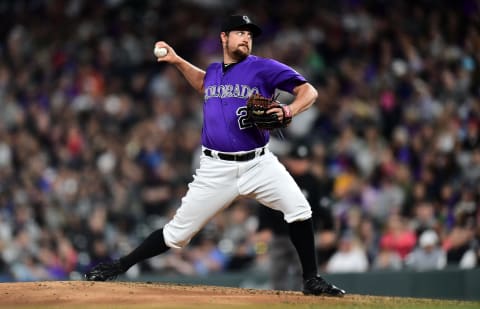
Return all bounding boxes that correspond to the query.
[261,59,307,93]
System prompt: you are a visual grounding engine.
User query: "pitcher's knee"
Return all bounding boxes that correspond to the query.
[284,207,312,223]
[163,225,193,249]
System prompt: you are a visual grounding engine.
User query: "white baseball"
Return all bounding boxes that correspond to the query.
[154,46,168,58]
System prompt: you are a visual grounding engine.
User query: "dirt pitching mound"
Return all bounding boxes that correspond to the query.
[0,281,350,308]
[0,281,476,308]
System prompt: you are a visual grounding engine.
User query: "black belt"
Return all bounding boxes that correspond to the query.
[203,148,265,161]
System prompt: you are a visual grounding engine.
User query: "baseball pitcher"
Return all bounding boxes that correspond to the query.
[85,14,345,297]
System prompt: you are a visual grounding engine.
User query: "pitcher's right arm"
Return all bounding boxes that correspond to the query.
[154,41,205,94]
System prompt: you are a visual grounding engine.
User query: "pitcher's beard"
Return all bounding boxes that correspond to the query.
[227,43,249,62]
[232,48,248,61]
[224,37,250,62]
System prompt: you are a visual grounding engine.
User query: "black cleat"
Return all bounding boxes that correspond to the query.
[303,276,346,297]
[84,260,125,281]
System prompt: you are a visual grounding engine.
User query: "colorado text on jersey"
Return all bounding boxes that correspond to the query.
[204,84,259,100]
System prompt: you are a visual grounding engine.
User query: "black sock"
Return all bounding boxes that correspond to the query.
[288,218,318,281]
[119,228,170,271]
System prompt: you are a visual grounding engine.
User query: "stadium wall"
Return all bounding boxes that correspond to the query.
[133,268,480,301]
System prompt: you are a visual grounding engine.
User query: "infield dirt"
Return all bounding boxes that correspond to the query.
[0,281,478,309]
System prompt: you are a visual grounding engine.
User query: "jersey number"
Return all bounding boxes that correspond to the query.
[237,107,253,130]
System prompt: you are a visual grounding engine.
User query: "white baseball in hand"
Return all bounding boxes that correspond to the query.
[154,46,168,58]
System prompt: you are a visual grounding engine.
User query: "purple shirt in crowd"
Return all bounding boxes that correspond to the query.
[201,55,306,152]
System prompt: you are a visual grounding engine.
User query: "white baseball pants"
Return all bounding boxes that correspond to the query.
[163,148,312,249]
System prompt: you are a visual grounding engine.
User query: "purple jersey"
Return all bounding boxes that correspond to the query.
[201,55,306,152]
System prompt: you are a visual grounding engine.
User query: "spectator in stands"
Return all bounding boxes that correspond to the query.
[379,214,417,261]
[405,229,446,271]
[326,231,369,273]
[188,232,227,276]
[443,196,478,269]
[372,247,403,271]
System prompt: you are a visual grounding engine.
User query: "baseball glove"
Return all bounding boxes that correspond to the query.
[246,93,292,130]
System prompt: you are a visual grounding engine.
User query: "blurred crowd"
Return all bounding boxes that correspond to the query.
[0,0,479,285]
